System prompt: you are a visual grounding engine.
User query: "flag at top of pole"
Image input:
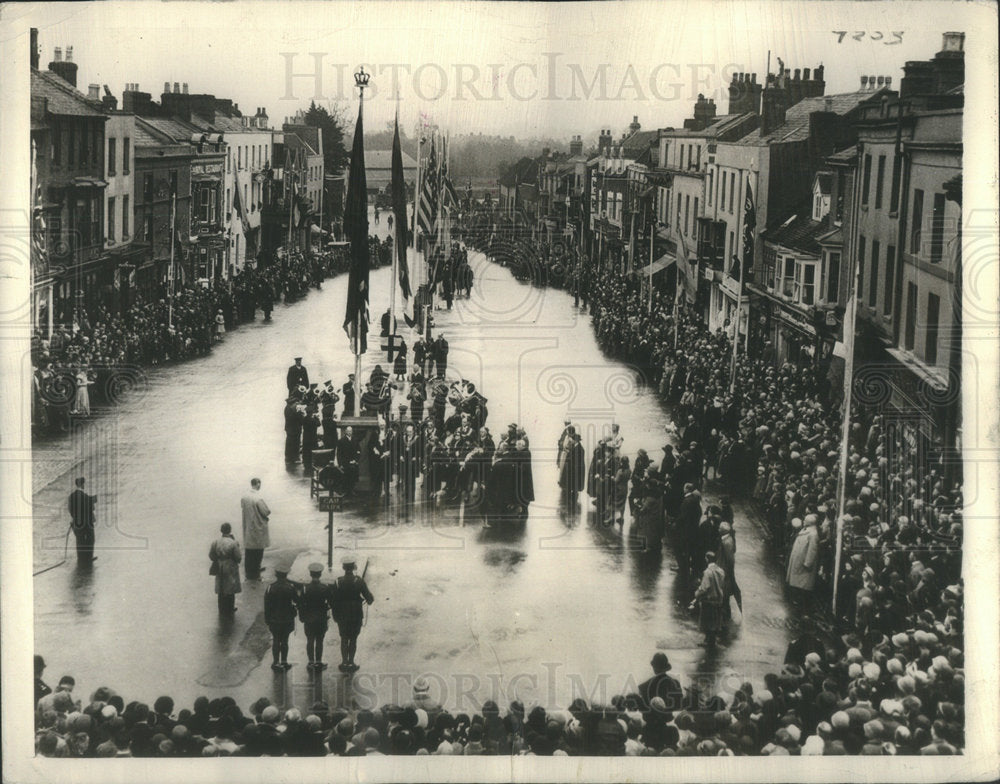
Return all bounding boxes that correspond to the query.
[343,69,370,355]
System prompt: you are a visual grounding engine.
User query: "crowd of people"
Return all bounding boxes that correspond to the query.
[30,237,396,436]
[461,210,966,751]
[35,624,964,757]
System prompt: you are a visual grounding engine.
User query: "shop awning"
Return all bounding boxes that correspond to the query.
[72,176,107,189]
[634,253,675,277]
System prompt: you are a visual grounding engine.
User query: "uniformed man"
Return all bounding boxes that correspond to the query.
[264,563,299,671]
[330,557,374,672]
[298,563,333,670]
[287,357,309,393]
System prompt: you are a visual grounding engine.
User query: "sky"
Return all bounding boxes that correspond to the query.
[5,1,978,145]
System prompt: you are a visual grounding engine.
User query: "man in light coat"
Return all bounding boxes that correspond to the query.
[786,513,820,607]
[241,478,271,580]
[209,523,242,615]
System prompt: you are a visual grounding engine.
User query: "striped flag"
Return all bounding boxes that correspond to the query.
[417,138,437,237]
[741,182,756,272]
[30,138,48,277]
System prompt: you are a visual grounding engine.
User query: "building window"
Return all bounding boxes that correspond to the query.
[144,174,153,201]
[707,171,713,206]
[238,146,242,169]
[827,252,841,303]
[889,153,900,212]
[684,195,690,235]
[108,138,116,176]
[80,124,87,165]
[857,236,866,301]
[729,172,736,213]
[910,189,924,253]
[930,193,946,264]
[145,210,154,244]
[869,240,880,307]
[884,245,896,315]
[861,154,871,207]
[693,198,699,237]
[123,137,130,174]
[92,123,99,164]
[904,281,917,351]
[170,170,178,197]
[874,155,886,209]
[925,292,940,365]
[199,188,211,224]
[68,125,75,166]
[226,188,231,217]
[107,196,115,241]
[782,256,796,297]
[813,194,823,221]
[720,170,727,209]
[52,124,61,164]
[796,261,817,305]
[122,194,130,238]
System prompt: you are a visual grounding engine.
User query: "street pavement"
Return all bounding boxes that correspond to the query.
[32,222,797,714]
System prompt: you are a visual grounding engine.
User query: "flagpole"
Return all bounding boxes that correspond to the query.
[168,192,176,329]
[389,94,400,338]
[832,151,864,615]
[648,215,654,314]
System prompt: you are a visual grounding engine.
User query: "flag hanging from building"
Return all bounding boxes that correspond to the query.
[741,181,756,275]
[30,138,48,278]
[343,102,370,355]
[417,137,438,238]
[390,112,412,299]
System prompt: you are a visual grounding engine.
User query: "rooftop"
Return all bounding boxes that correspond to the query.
[31,70,106,118]
[762,206,831,255]
[734,88,892,145]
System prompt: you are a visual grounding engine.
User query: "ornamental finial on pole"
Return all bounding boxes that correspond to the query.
[355,66,370,97]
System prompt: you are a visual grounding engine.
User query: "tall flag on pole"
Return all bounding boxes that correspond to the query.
[417,137,438,239]
[30,138,48,279]
[343,101,370,354]
[390,111,412,299]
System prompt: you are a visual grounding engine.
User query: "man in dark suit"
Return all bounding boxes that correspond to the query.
[434,335,449,379]
[342,375,356,418]
[638,652,683,717]
[68,476,97,563]
[337,427,360,495]
[677,483,702,579]
[287,357,309,393]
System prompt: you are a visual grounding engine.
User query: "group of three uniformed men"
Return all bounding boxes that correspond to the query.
[263,557,374,673]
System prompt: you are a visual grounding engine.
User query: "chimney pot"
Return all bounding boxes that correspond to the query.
[173,82,180,93]
[751,73,757,83]
[794,68,801,80]
[88,84,100,100]
[885,76,892,86]
[65,46,73,62]
[54,47,62,61]
[861,76,868,89]
[164,81,170,94]
[876,76,885,87]
[183,82,188,93]
[803,68,811,80]
[868,75,876,90]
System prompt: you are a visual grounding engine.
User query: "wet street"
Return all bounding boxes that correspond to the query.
[33,232,798,714]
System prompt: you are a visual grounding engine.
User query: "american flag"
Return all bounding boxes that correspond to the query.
[417,137,437,238]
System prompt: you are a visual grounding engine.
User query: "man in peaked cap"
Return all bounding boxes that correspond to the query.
[330,556,374,672]
[287,357,309,393]
[264,560,299,671]
[299,563,333,670]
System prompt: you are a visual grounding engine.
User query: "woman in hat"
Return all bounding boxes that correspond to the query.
[209,523,242,615]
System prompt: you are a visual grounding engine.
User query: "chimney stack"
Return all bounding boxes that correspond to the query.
[30,28,39,71]
[49,46,78,87]
[164,81,170,94]
[183,82,189,94]
[173,82,180,93]
[861,75,868,90]
[88,84,100,101]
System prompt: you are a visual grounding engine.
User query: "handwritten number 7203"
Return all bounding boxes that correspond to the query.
[833,31,904,45]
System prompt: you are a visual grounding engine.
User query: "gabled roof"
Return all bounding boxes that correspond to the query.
[814,171,832,194]
[620,129,658,158]
[762,205,831,256]
[734,88,892,146]
[284,132,319,157]
[139,116,202,142]
[31,70,106,118]
[283,124,321,153]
